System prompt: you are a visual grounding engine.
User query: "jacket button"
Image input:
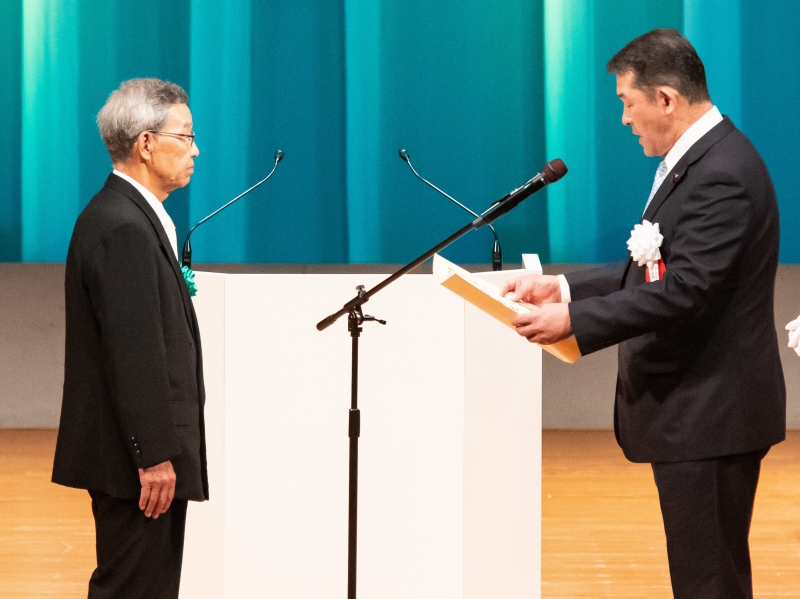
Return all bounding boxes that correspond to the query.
[136,450,142,457]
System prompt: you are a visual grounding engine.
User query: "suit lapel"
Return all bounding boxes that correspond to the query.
[624,117,736,289]
[642,117,736,223]
[104,174,198,341]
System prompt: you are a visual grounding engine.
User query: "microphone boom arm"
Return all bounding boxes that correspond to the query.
[317,157,567,331]
[316,220,475,331]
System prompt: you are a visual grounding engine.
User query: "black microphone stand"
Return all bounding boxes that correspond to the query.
[181,149,284,268]
[317,158,566,599]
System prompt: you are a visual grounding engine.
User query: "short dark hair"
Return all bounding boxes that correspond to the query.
[606,28,710,104]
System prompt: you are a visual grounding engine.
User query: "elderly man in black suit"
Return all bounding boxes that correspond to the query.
[502,29,785,599]
[52,78,206,599]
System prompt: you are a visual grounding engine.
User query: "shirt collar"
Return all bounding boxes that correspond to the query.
[663,105,723,172]
[112,169,178,261]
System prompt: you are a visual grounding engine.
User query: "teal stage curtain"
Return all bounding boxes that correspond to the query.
[2,0,799,264]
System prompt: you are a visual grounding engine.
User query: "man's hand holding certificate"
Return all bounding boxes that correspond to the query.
[499,275,573,346]
[432,254,579,363]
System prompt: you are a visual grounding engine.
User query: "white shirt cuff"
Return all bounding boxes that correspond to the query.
[557,274,571,303]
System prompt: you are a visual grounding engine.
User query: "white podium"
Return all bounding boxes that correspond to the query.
[180,264,543,599]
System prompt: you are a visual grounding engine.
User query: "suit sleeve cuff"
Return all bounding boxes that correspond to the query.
[558,274,571,303]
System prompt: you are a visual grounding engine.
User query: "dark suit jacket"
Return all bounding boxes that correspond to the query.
[566,117,786,463]
[52,173,208,501]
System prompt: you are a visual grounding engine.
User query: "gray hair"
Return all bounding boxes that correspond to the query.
[97,78,189,163]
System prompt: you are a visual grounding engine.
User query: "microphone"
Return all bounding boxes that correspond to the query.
[398,148,503,271]
[473,158,567,229]
[181,149,285,268]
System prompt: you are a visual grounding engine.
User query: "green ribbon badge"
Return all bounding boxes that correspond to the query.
[181,265,197,297]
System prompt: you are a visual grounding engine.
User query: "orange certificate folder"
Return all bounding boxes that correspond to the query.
[432,254,580,364]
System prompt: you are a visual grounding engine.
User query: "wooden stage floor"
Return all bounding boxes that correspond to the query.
[2,429,799,598]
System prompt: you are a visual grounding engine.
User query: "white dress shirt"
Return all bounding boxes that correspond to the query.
[661,105,722,176]
[557,105,723,303]
[112,169,179,262]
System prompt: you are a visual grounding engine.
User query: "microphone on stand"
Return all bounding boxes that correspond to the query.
[472,158,567,229]
[398,148,503,271]
[181,149,284,268]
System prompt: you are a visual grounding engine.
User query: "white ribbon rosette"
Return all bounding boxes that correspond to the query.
[627,220,664,281]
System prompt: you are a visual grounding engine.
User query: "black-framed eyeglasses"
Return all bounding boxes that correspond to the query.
[145,130,196,145]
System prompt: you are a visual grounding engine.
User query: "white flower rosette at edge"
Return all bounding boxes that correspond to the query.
[627,220,664,282]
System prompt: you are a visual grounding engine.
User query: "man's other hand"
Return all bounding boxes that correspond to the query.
[511,303,572,345]
[786,315,800,357]
[138,460,176,519]
[500,274,562,305]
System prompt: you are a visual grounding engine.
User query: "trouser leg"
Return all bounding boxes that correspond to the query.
[651,448,767,599]
[87,490,188,599]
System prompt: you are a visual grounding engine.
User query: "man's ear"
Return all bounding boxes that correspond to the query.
[657,86,680,115]
[136,131,156,162]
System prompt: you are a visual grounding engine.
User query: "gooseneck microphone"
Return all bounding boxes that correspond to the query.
[398,148,503,271]
[181,149,284,268]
